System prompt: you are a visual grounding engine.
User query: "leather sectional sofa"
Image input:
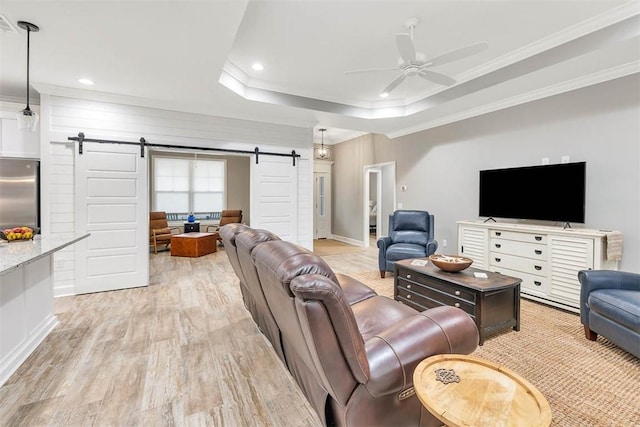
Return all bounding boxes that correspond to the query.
[220,225,480,426]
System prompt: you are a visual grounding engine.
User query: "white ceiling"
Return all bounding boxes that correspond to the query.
[0,1,638,145]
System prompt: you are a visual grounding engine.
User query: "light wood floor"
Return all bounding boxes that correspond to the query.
[0,242,377,426]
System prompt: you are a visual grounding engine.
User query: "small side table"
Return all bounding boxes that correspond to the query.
[413,354,551,427]
[184,221,200,233]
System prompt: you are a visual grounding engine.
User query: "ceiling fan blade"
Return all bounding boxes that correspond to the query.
[418,70,457,86]
[344,67,399,75]
[422,41,489,67]
[381,73,407,95]
[396,33,416,63]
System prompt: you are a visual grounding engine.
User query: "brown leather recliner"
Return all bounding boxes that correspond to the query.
[219,223,251,309]
[207,210,243,233]
[235,227,285,363]
[149,211,179,253]
[252,239,479,427]
[226,225,380,367]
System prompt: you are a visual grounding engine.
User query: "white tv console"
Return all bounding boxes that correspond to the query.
[457,221,619,313]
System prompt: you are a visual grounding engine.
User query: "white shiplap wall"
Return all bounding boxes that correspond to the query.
[40,95,313,296]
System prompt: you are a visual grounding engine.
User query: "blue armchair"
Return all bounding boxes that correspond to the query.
[578,270,640,358]
[377,210,438,278]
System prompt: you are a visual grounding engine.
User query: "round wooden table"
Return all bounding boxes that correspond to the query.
[413,354,551,427]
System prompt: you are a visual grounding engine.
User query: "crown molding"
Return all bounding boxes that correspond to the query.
[387,61,640,139]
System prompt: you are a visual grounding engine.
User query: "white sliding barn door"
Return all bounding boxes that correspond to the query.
[251,156,298,243]
[74,142,148,294]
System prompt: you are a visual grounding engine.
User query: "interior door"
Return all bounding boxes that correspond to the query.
[74,142,148,294]
[251,156,298,242]
[314,172,331,239]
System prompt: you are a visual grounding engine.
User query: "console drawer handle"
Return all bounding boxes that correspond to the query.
[407,294,411,299]
[534,281,542,286]
[495,243,501,248]
[535,250,542,255]
[534,265,542,271]
[495,257,501,262]
[406,274,411,279]
[407,284,411,289]
[535,236,542,241]
[454,303,460,308]
[454,290,461,296]
[495,232,502,236]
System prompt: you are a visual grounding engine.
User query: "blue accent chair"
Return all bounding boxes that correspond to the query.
[578,270,640,358]
[377,210,438,278]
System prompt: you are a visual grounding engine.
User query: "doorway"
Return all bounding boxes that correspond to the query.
[363,162,396,248]
[313,160,333,239]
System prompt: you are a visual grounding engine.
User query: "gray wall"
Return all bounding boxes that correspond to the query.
[226,155,251,224]
[332,134,376,238]
[333,75,640,272]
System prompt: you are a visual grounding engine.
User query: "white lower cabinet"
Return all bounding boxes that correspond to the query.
[458,221,618,313]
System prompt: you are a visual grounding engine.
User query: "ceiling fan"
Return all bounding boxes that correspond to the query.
[345,18,489,97]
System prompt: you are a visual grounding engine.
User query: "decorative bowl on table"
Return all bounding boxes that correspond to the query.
[1,226,35,242]
[429,254,473,272]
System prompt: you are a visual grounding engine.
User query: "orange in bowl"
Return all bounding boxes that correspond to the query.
[429,254,473,272]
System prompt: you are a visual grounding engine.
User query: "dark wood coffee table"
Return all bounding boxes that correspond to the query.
[171,232,218,257]
[394,258,521,345]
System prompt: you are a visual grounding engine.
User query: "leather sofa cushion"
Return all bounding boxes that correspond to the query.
[385,243,426,261]
[391,211,429,232]
[335,273,377,305]
[351,295,419,342]
[589,289,640,333]
[391,230,429,246]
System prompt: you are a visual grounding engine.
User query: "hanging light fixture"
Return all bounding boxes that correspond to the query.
[314,128,331,160]
[16,21,39,132]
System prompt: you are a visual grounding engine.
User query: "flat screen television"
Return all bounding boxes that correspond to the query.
[479,162,586,223]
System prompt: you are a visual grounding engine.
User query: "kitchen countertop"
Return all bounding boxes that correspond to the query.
[0,233,90,276]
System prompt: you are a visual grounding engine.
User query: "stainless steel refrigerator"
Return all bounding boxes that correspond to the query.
[0,158,40,231]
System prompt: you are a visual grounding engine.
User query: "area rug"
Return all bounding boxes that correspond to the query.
[313,239,365,256]
[348,271,640,427]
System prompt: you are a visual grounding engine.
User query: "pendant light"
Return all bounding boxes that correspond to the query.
[16,21,39,132]
[314,128,331,160]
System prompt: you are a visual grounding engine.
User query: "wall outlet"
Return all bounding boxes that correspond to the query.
[561,155,570,164]
[542,157,550,165]
[397,202,403,209]
[442,239,448,248]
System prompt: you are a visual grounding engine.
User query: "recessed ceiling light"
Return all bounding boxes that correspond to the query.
[380,92,389,98]
[252,63,264,71]
[78,78,94,85]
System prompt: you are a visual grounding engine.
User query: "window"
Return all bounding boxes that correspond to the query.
[153,156,225,216]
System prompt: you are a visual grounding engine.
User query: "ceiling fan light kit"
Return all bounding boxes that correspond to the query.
[346,17,488,98]
[16,20,39,132]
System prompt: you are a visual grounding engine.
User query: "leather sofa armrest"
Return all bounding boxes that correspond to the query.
[335,273,378,305]
[363,306,478,398]
[170,226,180,234]
[377,237,392,271]
[578,270,640,324]
[426,239,438,256]
[377,236,391,249]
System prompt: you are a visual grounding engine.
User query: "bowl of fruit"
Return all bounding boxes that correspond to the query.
[1,226,35,242]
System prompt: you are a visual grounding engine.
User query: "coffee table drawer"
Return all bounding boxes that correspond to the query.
[397,269,476,303]
[397,279,476,316]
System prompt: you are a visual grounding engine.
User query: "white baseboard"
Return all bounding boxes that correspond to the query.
[0,315,59,387]
[330,234,365,247]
